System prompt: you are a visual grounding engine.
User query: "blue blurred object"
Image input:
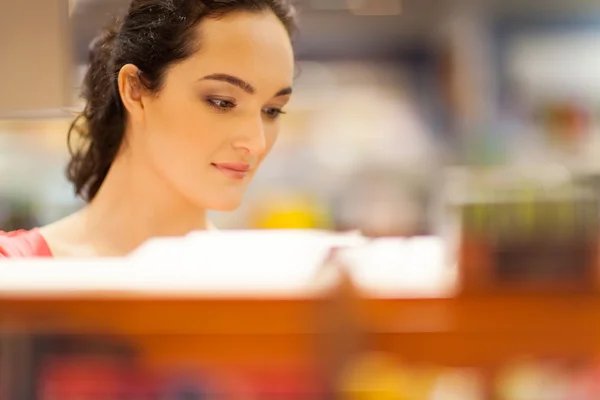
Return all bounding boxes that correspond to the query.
[163,375,212,400]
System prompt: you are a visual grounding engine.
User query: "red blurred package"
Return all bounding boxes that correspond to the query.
[569,363,600,400]
[37,355,131,400]
[245,368,322,400]
[120,368,163,399]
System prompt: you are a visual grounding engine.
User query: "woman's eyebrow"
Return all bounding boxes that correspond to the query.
[201,73,292,97]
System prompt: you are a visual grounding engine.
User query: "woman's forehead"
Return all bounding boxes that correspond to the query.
[180,12,295,88]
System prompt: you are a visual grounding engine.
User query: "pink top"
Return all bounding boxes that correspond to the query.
[0,228,53,258]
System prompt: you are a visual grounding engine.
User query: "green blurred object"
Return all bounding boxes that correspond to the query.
[463,133,508,167]
[0,198,39,231]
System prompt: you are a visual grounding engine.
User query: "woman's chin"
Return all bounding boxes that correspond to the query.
[210,203,241,212]
[204,197,244,212]
[184,187,246,212]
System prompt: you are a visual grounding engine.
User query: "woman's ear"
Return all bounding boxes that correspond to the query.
[117,64,145,125]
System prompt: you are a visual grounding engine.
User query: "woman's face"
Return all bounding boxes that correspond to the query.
[134,11,294,211]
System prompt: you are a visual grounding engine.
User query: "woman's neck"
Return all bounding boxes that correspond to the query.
[44,151,209,257]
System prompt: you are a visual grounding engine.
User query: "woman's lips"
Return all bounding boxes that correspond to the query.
[211,162,251,180]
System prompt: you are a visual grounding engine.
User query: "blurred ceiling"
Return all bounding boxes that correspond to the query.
[70,0,600,64]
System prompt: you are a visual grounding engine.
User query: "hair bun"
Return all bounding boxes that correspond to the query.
[68,22,123,201]
[82,22,120,110]
[89,23,119,62]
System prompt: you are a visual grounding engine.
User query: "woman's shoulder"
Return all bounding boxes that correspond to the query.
[0,228,53,258]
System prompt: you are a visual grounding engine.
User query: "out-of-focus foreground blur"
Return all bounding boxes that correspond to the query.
[3,0,600,399]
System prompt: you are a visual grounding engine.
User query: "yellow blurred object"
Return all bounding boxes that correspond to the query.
[496,359,546,400]
[430,368,485,400]
[410,367,444,400]
[258,209,318,229]
[338,352,411,400]
[251,192,329,229]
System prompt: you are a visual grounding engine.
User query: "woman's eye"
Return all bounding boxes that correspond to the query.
[263,108,286,120]
[207,98,236,111]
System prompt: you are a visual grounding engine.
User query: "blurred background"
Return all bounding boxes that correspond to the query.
[4,0,600,235]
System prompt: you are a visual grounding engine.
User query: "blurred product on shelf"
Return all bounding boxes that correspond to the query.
[39,355,132,399]
[495,358,593,400]
[448,165,600,295]
[337,352,408,400]
[336,353,600,400]
[34,334,324,399]
[429,368,486,400]
[495,359,552,400]
[33,339,600,400]
[540,101,591,153]
[331,167,432,237]
[570,362,600,400]
[0,197,39,231]
[35,336,134,399]
[248,190,330,230]
[161,372,216,400]
[337,352,489,400]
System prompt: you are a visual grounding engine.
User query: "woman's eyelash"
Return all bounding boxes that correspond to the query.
[263,108,286,120]
[206,98,236,112]
[205,98,286,120]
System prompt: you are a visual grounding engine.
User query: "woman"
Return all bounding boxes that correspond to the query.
[0,0,297,257]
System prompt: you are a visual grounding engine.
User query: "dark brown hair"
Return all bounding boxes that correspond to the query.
[67,0,297,202]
